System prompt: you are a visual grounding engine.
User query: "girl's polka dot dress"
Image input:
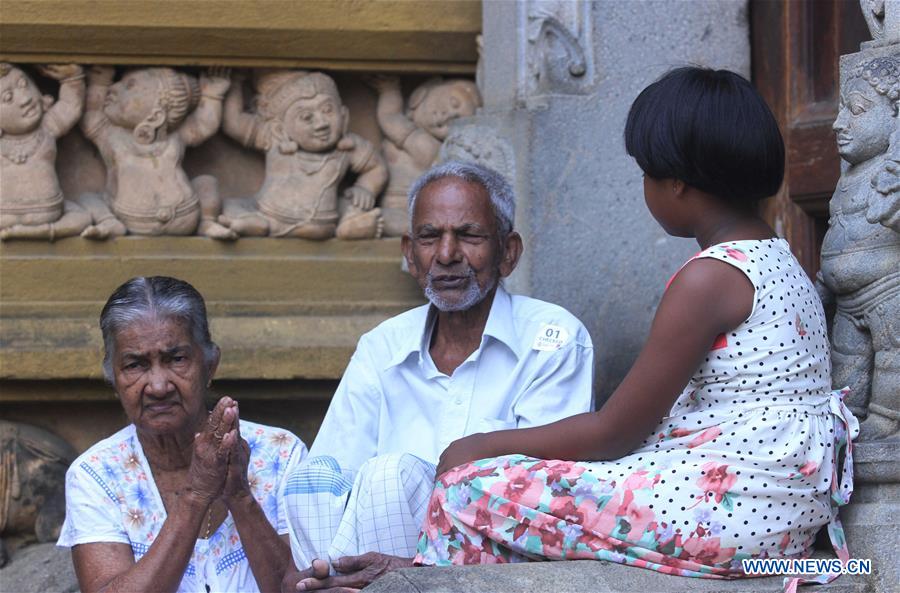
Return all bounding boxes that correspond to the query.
[416,239,858,590]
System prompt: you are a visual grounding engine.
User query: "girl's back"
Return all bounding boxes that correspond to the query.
[673,238,831,418]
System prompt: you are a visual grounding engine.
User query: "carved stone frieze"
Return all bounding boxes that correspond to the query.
[520,0,594,98]
[368,75,481,236]
[1,63,481,241]
[76,66,236,240]
[0,64,91,241]
[221,69,386,240]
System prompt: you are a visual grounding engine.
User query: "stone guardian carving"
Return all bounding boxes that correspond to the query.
[861,0,900,48]
[366,75,481,236]
[0,421,76,567]
[820,55,900,441]
[0,64,92,241]
[78,66,236,239]
[221,70,386,239]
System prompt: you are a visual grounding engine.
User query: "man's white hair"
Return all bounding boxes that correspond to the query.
[407,160,516,241]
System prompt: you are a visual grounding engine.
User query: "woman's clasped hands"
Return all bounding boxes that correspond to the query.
[188,396,252,506]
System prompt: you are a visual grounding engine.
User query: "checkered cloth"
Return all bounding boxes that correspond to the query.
[283,453,435,570]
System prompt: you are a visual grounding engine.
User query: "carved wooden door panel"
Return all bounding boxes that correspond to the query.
[751,0,870,277]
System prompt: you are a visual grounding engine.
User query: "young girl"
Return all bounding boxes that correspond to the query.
[414,67,858,587]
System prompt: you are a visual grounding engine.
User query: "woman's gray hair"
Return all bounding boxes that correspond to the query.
[99,276,217,382]
[407,161,516,241]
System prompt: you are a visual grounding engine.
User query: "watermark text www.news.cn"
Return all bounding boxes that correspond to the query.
[741,558,872,576]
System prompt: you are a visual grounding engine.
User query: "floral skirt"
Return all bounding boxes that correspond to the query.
[414,396,857,591]
[414,455,758,576]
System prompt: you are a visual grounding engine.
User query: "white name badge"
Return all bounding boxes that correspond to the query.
[532,323,570,351]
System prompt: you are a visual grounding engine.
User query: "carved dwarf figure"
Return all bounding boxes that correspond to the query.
[0,421,76,567]
[221,70,386,239]
[0,63,92,241]
[367,75,481,236]
[78,66,235,239]
[819,55,900,440]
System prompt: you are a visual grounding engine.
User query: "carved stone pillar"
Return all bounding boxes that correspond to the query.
[828,2,900,591]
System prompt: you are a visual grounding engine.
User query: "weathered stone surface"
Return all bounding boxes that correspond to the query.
[840,442,900,593]
[364,561,868,593]
[0,543,78,593]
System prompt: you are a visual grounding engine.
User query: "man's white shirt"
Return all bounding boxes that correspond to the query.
[309,285,594,475]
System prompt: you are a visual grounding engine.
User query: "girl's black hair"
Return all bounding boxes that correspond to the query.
[624,66,785,203]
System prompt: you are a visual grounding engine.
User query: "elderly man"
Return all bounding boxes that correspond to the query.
[282,161,593,590]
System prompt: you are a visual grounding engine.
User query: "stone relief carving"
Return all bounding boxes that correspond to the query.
[819,54,900,441]
[77,66,236,239]
[861,0,900,47]
[522,0,593,97]
[222,70,386,239]
[367,75,481,236]
[438,124,516,184]
[0,421,76,567]
[0,63,481,242]
[0,64,92,241]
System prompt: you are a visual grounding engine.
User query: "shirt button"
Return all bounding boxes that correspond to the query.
[455,398,462,405]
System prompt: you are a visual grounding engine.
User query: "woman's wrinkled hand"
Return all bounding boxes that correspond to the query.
[222,402,253,506]
[435,432,492,478]
[187,397,237,503]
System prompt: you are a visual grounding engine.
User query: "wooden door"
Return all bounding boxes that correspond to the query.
[751,0,870,277]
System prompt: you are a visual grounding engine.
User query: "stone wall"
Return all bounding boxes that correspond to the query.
[475,0,751,403]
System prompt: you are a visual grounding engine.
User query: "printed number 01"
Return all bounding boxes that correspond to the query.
[545,328,560,339]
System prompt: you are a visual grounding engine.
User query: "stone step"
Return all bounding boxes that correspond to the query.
[364,561,870,593]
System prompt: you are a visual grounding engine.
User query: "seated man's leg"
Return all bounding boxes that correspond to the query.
[283,456,355,569]
[331,453,436,561]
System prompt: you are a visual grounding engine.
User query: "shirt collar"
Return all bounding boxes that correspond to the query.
[383,284,521,371]
[480,284,521,359]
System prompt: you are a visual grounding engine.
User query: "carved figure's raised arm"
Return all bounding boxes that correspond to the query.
[222,72,266,150]
[36,64,85,138]
[366,74,417,146]
[81,65,114,141]
[179,67,230,147]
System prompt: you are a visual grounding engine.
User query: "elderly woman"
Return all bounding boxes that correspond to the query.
[57,276,307,593]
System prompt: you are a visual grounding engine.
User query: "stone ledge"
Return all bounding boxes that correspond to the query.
[0,237,425,382]
[365,561,870,593]
[0,0,480,73]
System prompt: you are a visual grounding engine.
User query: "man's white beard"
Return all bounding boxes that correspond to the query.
[425,269,496,312]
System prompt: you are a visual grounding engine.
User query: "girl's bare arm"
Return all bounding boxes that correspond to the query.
[436,258,754,474]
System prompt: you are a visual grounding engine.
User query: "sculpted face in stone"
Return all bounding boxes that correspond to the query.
[411,81,480,141]
[833,76,897,165]
[405,177,503,312]
[0,67,44,135]
[283,91,346,153]
[102,70,160,129]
